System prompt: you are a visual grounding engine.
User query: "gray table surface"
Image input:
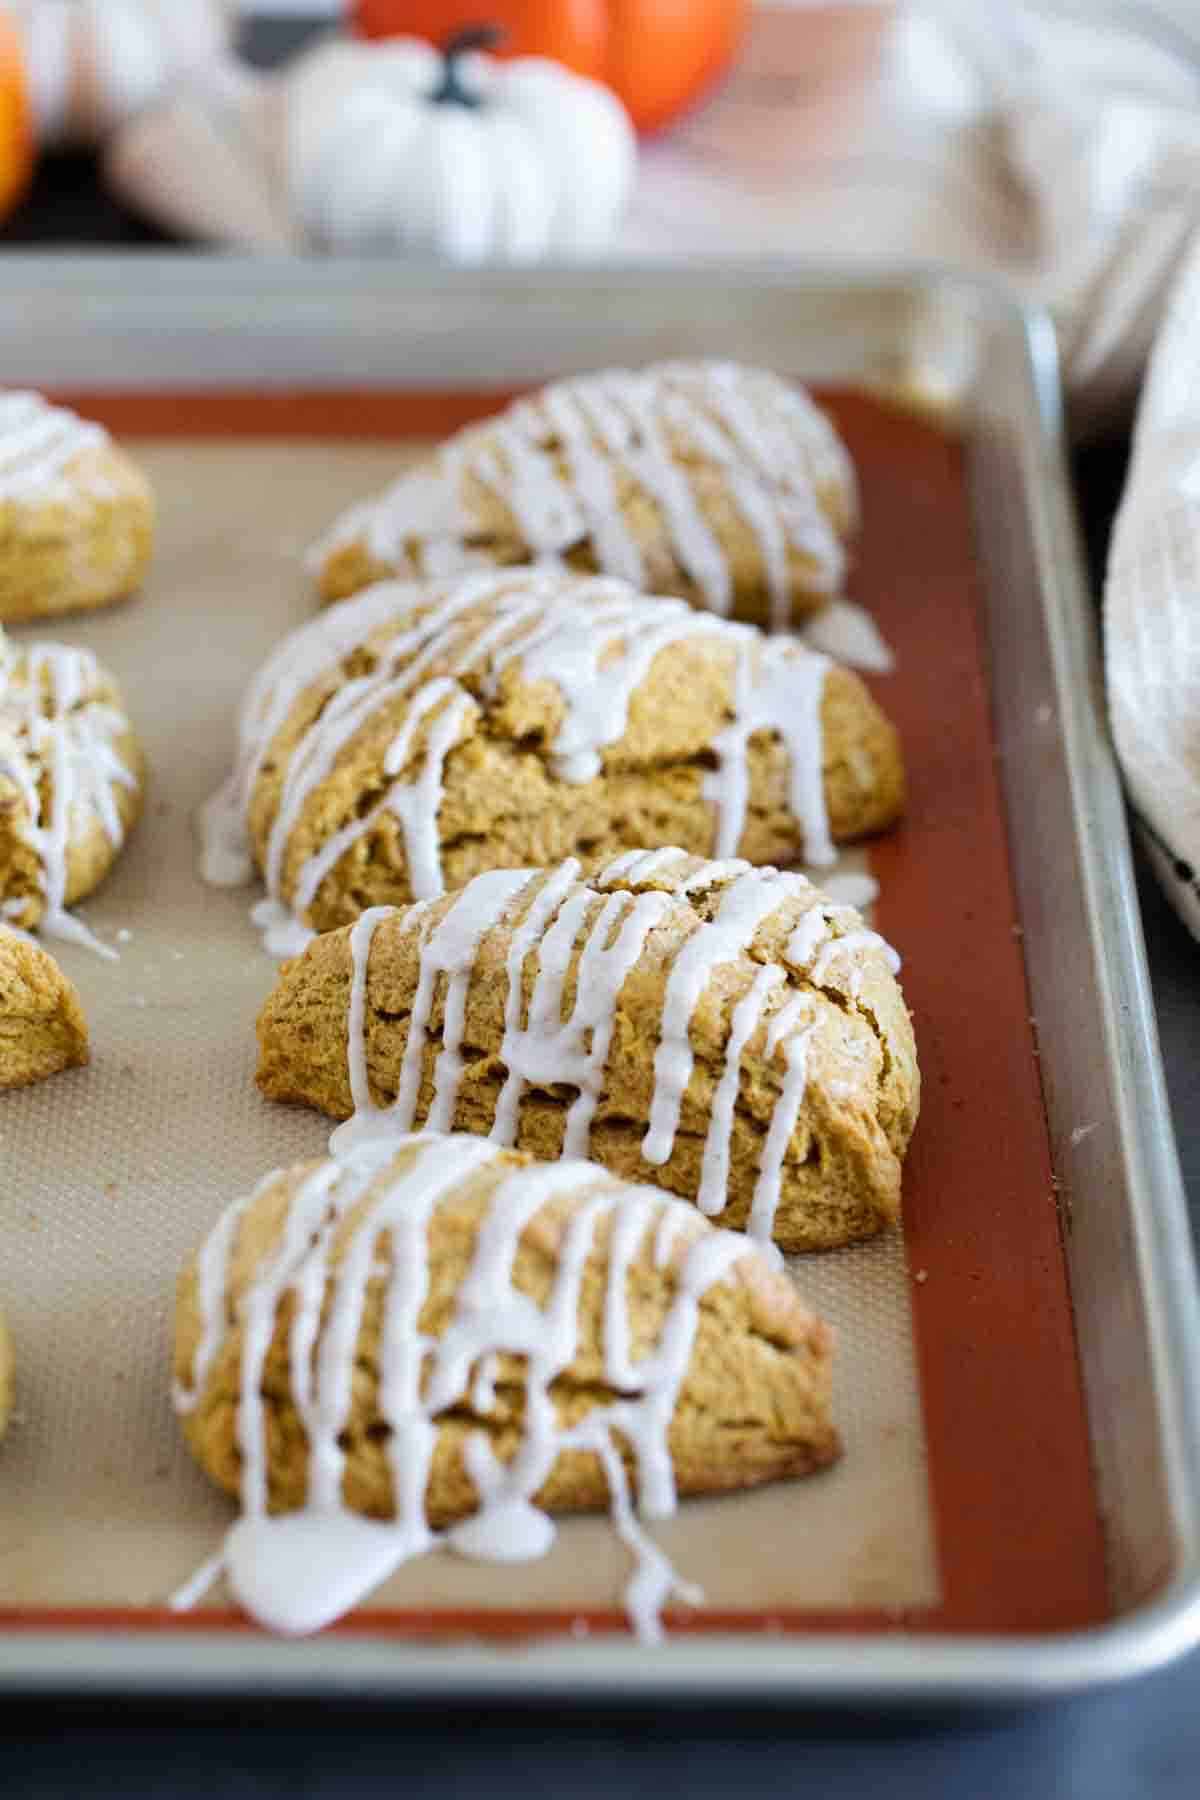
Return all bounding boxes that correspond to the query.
[2,18,1198,1795]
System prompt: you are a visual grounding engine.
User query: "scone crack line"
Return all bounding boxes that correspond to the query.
[172,1134,835,1640]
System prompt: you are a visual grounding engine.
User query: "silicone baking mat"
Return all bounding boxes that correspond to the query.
[0,391,1106,1639]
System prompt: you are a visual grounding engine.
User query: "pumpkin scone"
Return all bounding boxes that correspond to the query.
[173,1132,837,1637]
[313,360,856,630]
[0,628,144,954]
[202,568,903,952]
[0,391,154,622]
[0,925,88,1089]
[257,851,919,1253]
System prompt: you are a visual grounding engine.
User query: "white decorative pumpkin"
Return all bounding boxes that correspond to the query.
[286,30,637,263]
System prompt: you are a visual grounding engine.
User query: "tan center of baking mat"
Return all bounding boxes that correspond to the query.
[0,391,1106,1638]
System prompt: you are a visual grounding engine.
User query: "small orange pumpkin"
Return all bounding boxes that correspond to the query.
[353,1,748,135]
[0,8,32,220]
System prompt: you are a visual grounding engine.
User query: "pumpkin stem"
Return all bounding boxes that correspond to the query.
[431,25,505,107]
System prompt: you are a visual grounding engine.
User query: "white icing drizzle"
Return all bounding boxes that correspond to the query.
[200,571,842,952]
[784,899,901,1004]
[747,997,817,1249]
[332,871,531,1155]
[327,854,897,1251]
[704,636,835,868]
[342,904,401,1122]
[199,582,421,890]
[287,678,476,920]
[471,1353,499,1416]
[489,584,724,784]
[172,1134,752,1641]
[642,867,811,1171]
[809,926,901,1000]
[697,963,785,1218]
[653,1202,686,1270]
[0,391,107,501]
[490,875,672,1155]
[0,633,137,959]
[599,846,689,885]
[323,362,854,625]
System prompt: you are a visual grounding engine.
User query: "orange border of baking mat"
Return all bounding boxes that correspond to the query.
[0,387,1108,1642]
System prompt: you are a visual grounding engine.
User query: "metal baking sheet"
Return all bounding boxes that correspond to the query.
[0,258,1196,1702]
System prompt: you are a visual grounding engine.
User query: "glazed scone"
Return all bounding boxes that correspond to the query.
[313,361,856,630]
[257,852,919,1252]
[0,1307,12,1442]
[0,925,88,1088]
[202,569,903,950]
[173,1133,837,1634]
[0,629,144,948]
[0,391,154,622]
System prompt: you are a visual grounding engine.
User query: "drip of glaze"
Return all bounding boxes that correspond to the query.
[696,963,785,1218]
[330,870,533,1156]
[326,363,853,623]
[642,868,811,1171]
[470,1352,500,1417]
[171,1136,749,1641]
[258,581,493,904]
[746,997,817,1252]
[0,636,137,959]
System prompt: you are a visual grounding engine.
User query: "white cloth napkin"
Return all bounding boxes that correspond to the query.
[1105,237,1200,942]
[98,2,1200,938]
[927,3,1200,940]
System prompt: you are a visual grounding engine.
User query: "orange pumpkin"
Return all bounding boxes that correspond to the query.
[352,1,748,135]
[0,8,32,220]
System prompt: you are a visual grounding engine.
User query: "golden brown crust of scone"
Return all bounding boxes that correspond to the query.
[257,857,920,1252]
[0,443,155,623]
[315,362,855,628]
[0,1308,12,1442]
[173,1141,839,1523]
[0,645,145,932]
[0,927,89,1089]
[247,577,903,935]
